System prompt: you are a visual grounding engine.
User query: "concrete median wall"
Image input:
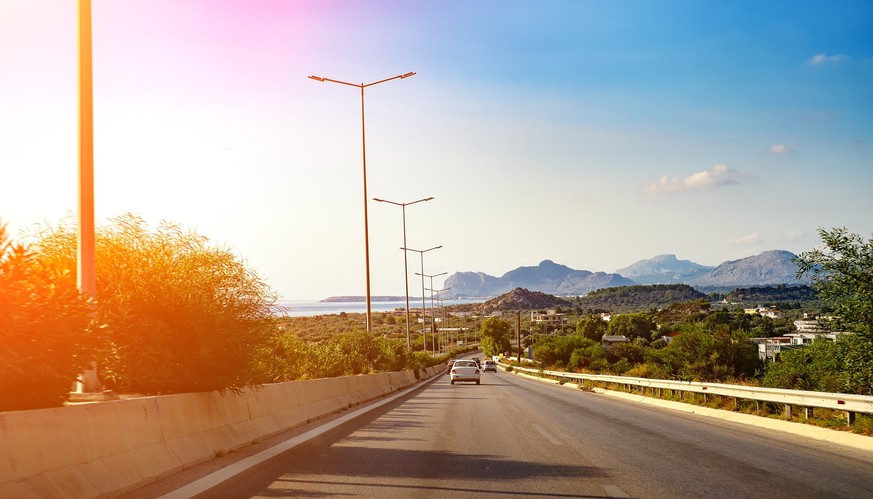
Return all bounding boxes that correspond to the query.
[0,366,442,498]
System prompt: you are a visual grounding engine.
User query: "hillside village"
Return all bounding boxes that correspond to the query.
[441,284,836,363]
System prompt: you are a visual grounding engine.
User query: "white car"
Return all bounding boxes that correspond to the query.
[449,360,481,385]
[482,359,497,372]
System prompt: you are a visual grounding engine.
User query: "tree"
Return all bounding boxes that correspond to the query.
[795,227,873,394]
[607,313,656,341]
[31,214,279,394]
[480,336,500,357]
[576,314,607,341]
[670,325,760,381]
[796,227,873,337]
[532,334,593,367]
[480,317,511,356]
[761,337,845,393]
[0,221,97,410]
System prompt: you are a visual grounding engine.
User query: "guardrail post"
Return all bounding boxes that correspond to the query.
[733,397,740,411]
[847,411,856,426]
[784,404,792,419]
[805,407,814,419]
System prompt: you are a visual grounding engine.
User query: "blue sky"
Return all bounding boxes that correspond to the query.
[1,0,871,299]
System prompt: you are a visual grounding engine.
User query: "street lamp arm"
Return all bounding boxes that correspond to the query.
[363,71,416,88]
[310,72,415,89]
[409,196,435,205]
[308,75,361,88]
[401,245,442,253]
[374,196,434,207]
[416,271,447,278]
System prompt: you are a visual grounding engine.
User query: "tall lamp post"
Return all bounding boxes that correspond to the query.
[402,245,442,352]
[373,196,434,348]
[77,0,99,394]
[308,71,416,333]
[78,0,95,299]
[432,286,451,351]
[417,272,447,352]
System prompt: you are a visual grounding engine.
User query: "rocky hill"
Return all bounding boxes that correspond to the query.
[441,271,510,297]
[615,254,714,285]
[479,287,570,314]
[691,250,811,289]
[444,260,634,298]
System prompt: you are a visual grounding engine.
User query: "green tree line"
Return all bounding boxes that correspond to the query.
[520,227,872,396]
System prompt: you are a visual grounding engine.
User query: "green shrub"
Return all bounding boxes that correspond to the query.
[31,215,278,394]
[0,222,97,411]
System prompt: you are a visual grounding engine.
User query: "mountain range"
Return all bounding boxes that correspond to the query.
[443,250,812,298]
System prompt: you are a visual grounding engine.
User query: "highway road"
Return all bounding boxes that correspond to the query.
[131,369,873,498]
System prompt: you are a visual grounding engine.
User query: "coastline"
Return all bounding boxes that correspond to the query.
[276,298,481,317]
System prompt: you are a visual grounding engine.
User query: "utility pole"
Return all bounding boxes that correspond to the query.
[516,310,522,362]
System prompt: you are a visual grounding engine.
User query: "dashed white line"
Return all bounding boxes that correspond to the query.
[603,484,630,497]
[531,423,562,445]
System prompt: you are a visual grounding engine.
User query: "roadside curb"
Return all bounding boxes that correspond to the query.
[503,368,873,453]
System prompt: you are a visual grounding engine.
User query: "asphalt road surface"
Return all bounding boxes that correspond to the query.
[131,369,873,498]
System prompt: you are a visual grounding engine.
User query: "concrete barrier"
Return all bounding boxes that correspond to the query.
[0,367,440,498]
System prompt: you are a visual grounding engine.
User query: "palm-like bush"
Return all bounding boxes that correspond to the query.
[32,214,278,394]
[0,221,96,411]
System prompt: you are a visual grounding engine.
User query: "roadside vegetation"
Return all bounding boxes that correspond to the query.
[2,219,869,413]
[0,215,452,412]
[512,228,872,399]
[1,221,97,411]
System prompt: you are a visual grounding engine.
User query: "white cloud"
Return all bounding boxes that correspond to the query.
[644,164,746,195]
[768,144,794,155]
[726,232,764,245]
[808,53,848,65]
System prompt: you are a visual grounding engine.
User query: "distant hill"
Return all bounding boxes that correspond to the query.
[571,284,707,313]
[725,285,818,304]
[441,271,511,297]
[444,260,634,298]
[615,254,714,285]
[691,250,811,289]
[442,250,813,299]
[479,288,570,314]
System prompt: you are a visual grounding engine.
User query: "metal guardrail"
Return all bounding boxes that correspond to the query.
[498,362,873,425]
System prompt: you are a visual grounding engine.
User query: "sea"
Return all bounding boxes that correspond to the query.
[276,299,482,317]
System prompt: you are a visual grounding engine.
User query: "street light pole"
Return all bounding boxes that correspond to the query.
[417,272,447,353]
[374,196,434,348]
[308,71,415,333]
[432,286,451,351]
[76,0,100,394]
[402,245,442,352]
[78,0,95,299]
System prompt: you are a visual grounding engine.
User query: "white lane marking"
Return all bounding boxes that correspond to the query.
[603,484,630,498]
[158,378,433,499]
[531,423,562,445]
